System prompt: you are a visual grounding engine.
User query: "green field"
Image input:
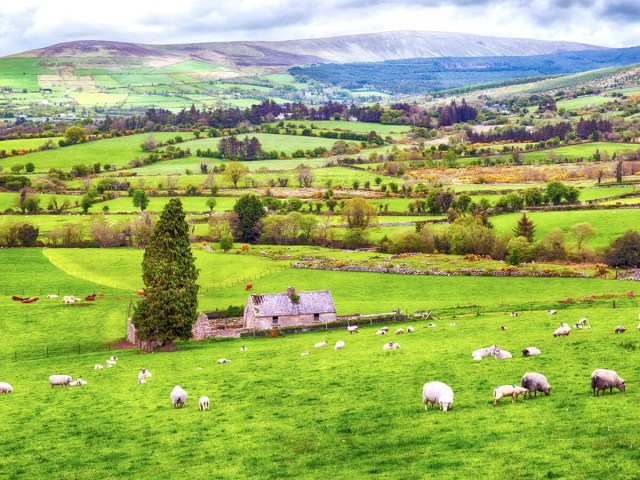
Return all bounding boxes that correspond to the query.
[0,136,64,153]
[0,247,639,478]
[555,96,613,110]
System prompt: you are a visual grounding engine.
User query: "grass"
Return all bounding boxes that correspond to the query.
[267,120,413,135]
[555,96,612,110]
[0,137,63,153]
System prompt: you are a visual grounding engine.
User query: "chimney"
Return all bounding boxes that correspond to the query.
[287,286,296,297]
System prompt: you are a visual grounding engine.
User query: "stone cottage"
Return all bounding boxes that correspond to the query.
[243,286,337,330]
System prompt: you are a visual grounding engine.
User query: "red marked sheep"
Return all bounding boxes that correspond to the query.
[245,283,253,291]
[136,289,145,297]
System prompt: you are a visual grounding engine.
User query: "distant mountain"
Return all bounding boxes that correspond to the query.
[9,31,605,68]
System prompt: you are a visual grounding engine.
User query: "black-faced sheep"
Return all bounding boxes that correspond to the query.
[407,326,414,333]
[0,382,13,394]
[591,369,625,396]
[553,326,570,337]
[493,384,528,406]
[395,328,404,335]
[521,372,551,397]
[171,385,188,408]
[49,375,72,388]
[522,347,541,357]
[347,325,359,334]
[614,326,626,334]
[422,381,454,411]
[218,358,231,364]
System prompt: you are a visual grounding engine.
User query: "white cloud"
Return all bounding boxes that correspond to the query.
[0,0,636,56]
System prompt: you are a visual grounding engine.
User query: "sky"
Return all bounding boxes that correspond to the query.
[1,0,640,57]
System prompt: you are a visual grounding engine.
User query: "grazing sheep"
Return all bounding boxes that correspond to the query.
[347,325,359,334]
[395,328,404,335]
[521,372,551,397]
[314,341,328,348]
[472,345,500,361]
[375,329,387,336]
[0,382,13,394]
[548,310,557,315]
[422,381,454,411]
[553,326,570,337]
[495,349,512,359]
[218,358,231,364]
[49,375,72,388]
[510,312,519,317]
[522,347,541,357]
[428,323,436,328]
[591,369,625,396]
[501,326,509,331]
[493,384,528,406]
[301,351,310,356]
[94,364,104,370]
[170,386,188,408]
[615,326,626,334]
[199,396,210,411]
[240,346,248,351]
[407,326,414,333]
[334,340,345,350]
[70,378,87,386]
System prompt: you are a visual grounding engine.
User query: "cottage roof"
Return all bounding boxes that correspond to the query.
[248,290,336,317]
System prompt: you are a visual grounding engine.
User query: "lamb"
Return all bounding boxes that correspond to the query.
[70,378,87,386]
[493,384,529,406]
[510,312,519,317]
[347,325,359,334]
[591,369,625,396]
[94,364,104,370]
[553,326,570,337]
[500,326,509,331]
[472,345,500,361]
[170,385,188,408]
[47,294,59,299]
[375,329,387,336]
[240,346,248,351]
[548,310,557,315]
[199,396,210,411]
[301,351,310,356]
[334,340,345,350]
[422,381,454,412]
[138,368,152,382]
[521,372,551,397]
[522,347,541,357]
[614,326,626,334]
[577,317,588,326]
[383,341,401,350]
[108,356,118,361]
[314,341,328,348]
[218,358,231,364]
[49,375,72,388]
[428,323,436,328]
[572,323,582,329]
[407,326,414,333]
[395,328,404,335]
[495,349,512,359]
[0,382,13,394]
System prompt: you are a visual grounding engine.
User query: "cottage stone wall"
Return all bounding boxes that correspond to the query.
[251,312,337,330]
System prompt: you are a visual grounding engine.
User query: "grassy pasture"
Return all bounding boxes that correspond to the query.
[555,96,612,110]
[268,120,413,135]
[0,276,638,478]
[490,209,639,247]
[0,136,63,152]
[1,132,194,172]
[520,142,634,163]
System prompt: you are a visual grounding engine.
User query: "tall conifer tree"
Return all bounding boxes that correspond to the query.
[513,213,536,243]
[133,198,199,350]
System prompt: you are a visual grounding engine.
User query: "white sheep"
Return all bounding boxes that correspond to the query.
[0,382,13,394]
[510,312,519,317]
[383,341,401,350]
[334,340,345,350]
[301,351,310,356]
[553,326,570,337]
[471,345,500,360]
[49,375,72,388]
[108,356,118,361]
[170,385,188,408]
[347,325,359,334]
[500,326,509,331]
[94,364,104,370]
[138,368,152,382]
[422,381,454,411]
[591,369,625,396]
[70,378,87,386]
[314,341,328,348]
[548,310,557,315]
[493,384,528,406]
[218,358,231,364]
[428,323,436,328]
[375,329,387,336]
[47,294,59,299]
[495,349,512,359]
[449,322,457,327]
[407,326,414,333]
[137,378,146,384]
[395,328,404,335]
[614,326,626,334]
[199,396,210,411]
[522,347,541,357]
[240,346,248,351]
[521,372,551,397]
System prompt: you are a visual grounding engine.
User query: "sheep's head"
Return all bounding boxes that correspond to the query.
[441,402,451,412]
[619,381,626,393]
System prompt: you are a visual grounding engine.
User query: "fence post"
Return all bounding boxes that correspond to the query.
[46,346,48,358]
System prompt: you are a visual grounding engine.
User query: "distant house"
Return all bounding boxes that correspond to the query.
[244,286,337,330]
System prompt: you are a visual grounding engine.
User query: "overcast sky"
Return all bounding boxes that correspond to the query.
[1,0,639,57]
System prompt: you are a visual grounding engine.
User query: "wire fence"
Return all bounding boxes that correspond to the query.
[0,341,122,364]
[204,265,290,291]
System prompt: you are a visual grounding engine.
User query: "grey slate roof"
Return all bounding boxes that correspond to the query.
[248,290,336,317]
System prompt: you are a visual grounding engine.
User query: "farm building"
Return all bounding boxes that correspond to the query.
[244,286,337,329]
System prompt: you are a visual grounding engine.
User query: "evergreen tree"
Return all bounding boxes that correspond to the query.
[513,213,536,243]
[133,198,199,350]
[233,194,266,242]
